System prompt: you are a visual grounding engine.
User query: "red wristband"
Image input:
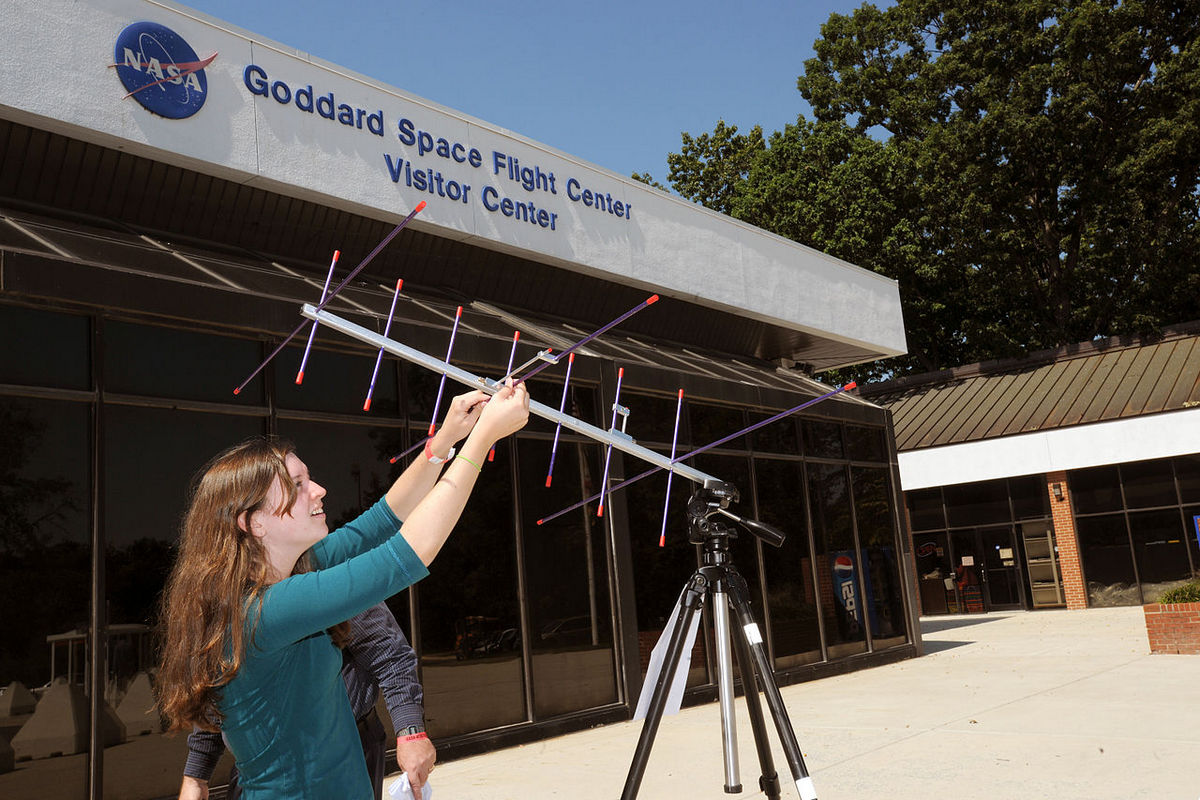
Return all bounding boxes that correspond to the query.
[399,731,428,743]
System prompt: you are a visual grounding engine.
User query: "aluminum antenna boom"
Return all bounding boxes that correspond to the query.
[302,304,720,487]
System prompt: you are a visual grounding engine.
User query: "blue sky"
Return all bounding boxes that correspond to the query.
[184,0,886,182]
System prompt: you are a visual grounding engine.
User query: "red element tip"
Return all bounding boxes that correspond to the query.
[618,367,624,378]
[597,505,605,518]
[395,278,403,291]
[568,352,575,363]
[513,331,520,341]
[844,381,857,390]
[415,201,426,211]
[427,423,436,436]
[389,456,399,464]
[487,448,495,462]
[545,476,553,488]
[455,306,463,317]
[647,294,659,304]
[295,371,304,385]
[233,387,241,395]
[536,519,544,526]
[658,534,666,548]
[333,250,341,259]
[363,398,372,412]
[677,388,684,398]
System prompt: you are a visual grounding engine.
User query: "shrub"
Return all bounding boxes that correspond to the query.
[1157,582,1200,604]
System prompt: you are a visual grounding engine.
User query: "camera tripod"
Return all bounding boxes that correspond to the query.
[622,483,818,800]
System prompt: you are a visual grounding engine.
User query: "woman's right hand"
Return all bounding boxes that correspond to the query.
[473,380,530,445]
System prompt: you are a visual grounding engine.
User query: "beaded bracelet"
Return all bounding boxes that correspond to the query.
[455,453,482,473]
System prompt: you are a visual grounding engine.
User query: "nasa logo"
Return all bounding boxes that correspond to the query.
[113,21,216,119]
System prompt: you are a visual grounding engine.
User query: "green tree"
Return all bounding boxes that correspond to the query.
[664,0,1200,379]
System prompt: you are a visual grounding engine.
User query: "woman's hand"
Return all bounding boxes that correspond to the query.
[473,380,530,446]
[434,390,489,447]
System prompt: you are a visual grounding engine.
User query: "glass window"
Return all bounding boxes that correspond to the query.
[105,320,265,404]
[906,488,945,532]
[802,419,844,459]
[624,391,689,447]
[104,405,264,799]
[1185,505,1200,580]
[754,459,821,669]
[1069,465,1122,514]
[944,479,1010,527]
[626,455,708,688]
[274,343,399,416]
[852,467,908,648]
[807,462,867,657]
[417,444,525,737]
[1010,475,1049,520]
[1128,509,1193,602]
[750,412,799,455]
[0,305,90,389]
[1177,456,1200,504]
[1076,514,1139,607]
[518,439,617,719]
[1121,459,1178,510]
[688,401,746,451]
[845,424,887,463]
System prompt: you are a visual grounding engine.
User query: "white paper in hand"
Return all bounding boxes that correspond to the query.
[388,773,432,800]
[633,591,701,720]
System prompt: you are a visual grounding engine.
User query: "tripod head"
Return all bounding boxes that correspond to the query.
[686,482,786,548]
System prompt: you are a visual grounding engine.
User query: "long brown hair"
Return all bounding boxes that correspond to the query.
[156,437,347,732]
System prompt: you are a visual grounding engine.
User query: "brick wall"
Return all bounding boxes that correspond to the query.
[1144,602,1200,654]
[1046,470,1088,610]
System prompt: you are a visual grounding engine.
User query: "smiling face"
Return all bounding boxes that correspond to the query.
[247,453,328,571]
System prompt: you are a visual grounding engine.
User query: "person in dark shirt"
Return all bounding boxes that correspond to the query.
[178,601,435,800]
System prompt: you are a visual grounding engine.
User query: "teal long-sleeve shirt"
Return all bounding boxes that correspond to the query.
[217,498,429,799]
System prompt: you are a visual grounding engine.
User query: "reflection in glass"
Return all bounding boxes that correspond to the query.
[944,479,1009,527]
[844,424,886,462]
[0,398,91,800]
[0,305,90,389]
[1128,509,1193,602]
[1120,460,1178,510]
[807,462,866,657]
[913,532,953,614]
[802,419,843,459]
[750,412,799,455]
[624,391,689,447]
[518,440,617,719]
[852,467,908,648]
[907,488,945,531]
[688,401,746,451]
[1009,475,1049,520]
[1076,514,1139,606]
[417,448,524,737]
[274,343,399,416]
[1177,456,1200,504]
[1069,465,1122,514]
[754,459,821,669]
[103,406,264,799]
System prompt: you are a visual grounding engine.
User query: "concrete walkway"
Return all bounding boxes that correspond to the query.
[389,607,1199,799]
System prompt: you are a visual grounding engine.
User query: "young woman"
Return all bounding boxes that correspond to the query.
[157,383,529,799]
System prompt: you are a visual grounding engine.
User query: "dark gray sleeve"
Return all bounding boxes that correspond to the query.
[346,601,425,732]
[183,725,224,781]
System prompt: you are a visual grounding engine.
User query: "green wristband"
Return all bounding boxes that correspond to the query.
[455,453,482,473]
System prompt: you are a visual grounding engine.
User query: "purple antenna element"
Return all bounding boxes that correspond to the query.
[537,382,856,526]
[659,388,685,547]
[519,294,658,385]
[363,278,404,412]
[234,201,426,396]
[544,352,576,488]
[489,331,521,463]
[295,250,340,386]
[596,367,625,518]
[388,304,463,463]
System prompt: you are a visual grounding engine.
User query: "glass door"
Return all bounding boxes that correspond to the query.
[950,527,1024,612]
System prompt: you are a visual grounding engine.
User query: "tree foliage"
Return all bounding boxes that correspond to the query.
[660,0,1200,379]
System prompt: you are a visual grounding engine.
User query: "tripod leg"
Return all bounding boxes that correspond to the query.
[730,610,782,800]
[712,590,741,792]
[622,573,707,800]
[726,574,819,800]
